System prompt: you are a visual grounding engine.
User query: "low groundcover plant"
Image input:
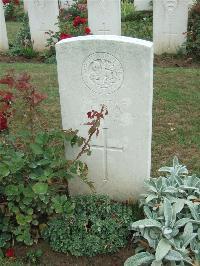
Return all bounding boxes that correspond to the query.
[42,194,140,257]
[125,157,200,266]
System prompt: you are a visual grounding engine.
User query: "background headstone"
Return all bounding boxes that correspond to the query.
[27,0,59,51]
[56,35,153,201]
[0,0,9,51]
[88,0,121,35]
[153,0,189,55]
[134,0,152,11]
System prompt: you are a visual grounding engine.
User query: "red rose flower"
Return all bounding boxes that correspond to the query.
[5,248,14,258]
[2,0,10,5]
[0,113,8,131]
[80,17,87,24]
[85,27,91,35]
[60,33,72,40]
[73,16,87,27]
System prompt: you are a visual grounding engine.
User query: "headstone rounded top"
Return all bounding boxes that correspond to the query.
[56,35,153,48]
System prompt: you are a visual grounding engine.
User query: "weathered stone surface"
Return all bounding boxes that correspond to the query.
[0,0,9,51]
[88,0,121,35]
[27,0,59,51]
[153,0,189,54]
[56,35,153,201]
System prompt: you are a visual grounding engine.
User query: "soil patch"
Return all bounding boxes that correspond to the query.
[15,241,134,266]
[154,55,200,68]
[1,53,200,68]
[0,54,44,64]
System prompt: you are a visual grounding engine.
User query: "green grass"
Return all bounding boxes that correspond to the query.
[6,21,22,44]
[0,63,199,175]
[0,259,23,266]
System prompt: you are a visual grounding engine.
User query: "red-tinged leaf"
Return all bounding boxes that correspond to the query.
[84,122,94,126]
[0,76,15,88]
[32,92,47,105]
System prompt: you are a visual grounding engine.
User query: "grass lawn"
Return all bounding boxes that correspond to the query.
[0,62,199,176]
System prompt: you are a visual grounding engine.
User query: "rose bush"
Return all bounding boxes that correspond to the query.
[0,70,107,257]
[45,0,91,62]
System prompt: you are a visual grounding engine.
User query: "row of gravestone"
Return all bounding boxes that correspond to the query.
[0,1,192,201]
[0,0,195,54]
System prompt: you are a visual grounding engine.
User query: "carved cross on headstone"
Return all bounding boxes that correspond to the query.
[91,126,124,182]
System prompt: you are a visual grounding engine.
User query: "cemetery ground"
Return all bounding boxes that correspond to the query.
[0,4,200,266]
[0,62,199,264]
[0,62,199,176]
[0,62,199,265]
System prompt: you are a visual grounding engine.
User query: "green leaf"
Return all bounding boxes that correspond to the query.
[0,164,10,178]
[151,261,162,266]
[35,133,49,145]
[175,218,191,228]
[124,252,154,266]
[164,198,173,227]
[32,182,48,195]
[0,248,4,258]
[5,185,19,196]
[145,194,158,204]
[155,239,171,261]
[30,143,43,155]
[130,219,162,229]
[164,250,183,261]
[174,199,185,214]
[16,214,29,226]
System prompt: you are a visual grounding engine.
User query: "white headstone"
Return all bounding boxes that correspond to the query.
[88,0,121,35]
[27,0,59,51]
[153,0,189,55]
[188,0,195,8]
[134,0,152,11]
[56,35,153,201]
[0,0,9,51]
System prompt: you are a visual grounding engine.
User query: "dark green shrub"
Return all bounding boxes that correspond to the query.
[10,14,36,58]
[43,195,139,257]
[185,0,200,60]
[122,11,153,41]
[0,71,106,250]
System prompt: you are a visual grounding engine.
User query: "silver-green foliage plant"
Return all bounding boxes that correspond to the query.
[125,157,200,266]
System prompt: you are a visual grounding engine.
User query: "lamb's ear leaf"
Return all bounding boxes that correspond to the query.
[124,252,154,266]
[130,219,162,230]
[164,198,173,227]
[155,238,171,261]
[164,250,183,261]
[151,261,162,266]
